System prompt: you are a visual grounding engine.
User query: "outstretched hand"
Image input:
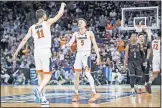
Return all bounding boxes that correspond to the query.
[61,2,66,7]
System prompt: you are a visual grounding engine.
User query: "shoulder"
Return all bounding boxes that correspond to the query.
[87,31,94,38]
[87,30,93,34]
[73,32,78,35]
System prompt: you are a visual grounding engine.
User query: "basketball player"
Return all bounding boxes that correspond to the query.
[123,32,144,95]
[138,32,151,93]
[146,31,161,94]
[12,3,66,104]
[66,18,101,102]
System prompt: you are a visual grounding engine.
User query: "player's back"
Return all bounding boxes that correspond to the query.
[152,39,160,56]
[31,21,51,49]
[75,31,91,52]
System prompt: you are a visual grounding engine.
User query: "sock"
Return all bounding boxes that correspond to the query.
[149,80,152,84]
[132,88,135,93]
[75,90,78,94]
[92,89,96,94]
[74,72,80,94]
[85,72,95,93]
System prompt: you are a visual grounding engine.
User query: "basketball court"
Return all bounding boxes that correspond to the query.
[1,85,160,107]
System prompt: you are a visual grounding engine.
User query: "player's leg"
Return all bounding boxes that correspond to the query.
[72,52,82,102]
[135,63,143,94]
[146,56,160,94]
[128,62,136,95]
[143,61,150,92]
[39,57,53,93]
[82,52,99,102]
[33,56,43,103]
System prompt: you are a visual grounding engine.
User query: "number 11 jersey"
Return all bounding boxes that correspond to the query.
[31,21,51,49]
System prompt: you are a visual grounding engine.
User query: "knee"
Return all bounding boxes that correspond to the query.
[84,67,90,72]
[74,72,80,77]
[152,72,158,77]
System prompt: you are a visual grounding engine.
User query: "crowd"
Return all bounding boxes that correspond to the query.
[1,1,161,85]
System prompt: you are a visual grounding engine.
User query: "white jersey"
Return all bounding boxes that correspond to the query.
[31,21,51,49]
[75,31,91,52]
[152,39,160,56]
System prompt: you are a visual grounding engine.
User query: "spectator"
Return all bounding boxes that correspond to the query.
[116,38,125,64]
[58,34,66,50]
[99,15,106,32]
[110,9,117,18]
[106,20,113,35]
[1,65,10,84]
[52,37,60,52]
[14,71,26,85]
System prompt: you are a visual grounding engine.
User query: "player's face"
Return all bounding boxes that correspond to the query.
[131,34,137,42]
[139,35,145,43]
[78,20,86,29]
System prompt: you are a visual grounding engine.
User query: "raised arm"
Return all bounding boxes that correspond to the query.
[90,31,101,65]
[12,27,32,60]
[46,3,66,26]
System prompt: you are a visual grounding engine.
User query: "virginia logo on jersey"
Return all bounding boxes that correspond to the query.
[77,35,87,39]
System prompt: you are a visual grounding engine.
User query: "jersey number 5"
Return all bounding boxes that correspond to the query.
[37,29,44,39]
[81,40,84,46]
[153,44,158,50]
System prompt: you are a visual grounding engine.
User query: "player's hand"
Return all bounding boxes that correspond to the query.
[61,2,66,7]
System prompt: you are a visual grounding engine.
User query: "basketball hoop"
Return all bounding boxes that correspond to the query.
[135,24,144,33]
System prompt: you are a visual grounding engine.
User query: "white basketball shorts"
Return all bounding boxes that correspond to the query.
[152,55,160,72]
[73,51,91,72]
[34,48,52,73]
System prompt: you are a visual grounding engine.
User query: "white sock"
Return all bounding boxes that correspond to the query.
[75,90,78,94]
[85,72,95,93]
[132,88,135,92]
[92,89,96,94]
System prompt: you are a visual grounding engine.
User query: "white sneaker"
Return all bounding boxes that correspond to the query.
[41,94,49,105]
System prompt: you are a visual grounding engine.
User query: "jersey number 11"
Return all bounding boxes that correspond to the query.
[37,29,44,39]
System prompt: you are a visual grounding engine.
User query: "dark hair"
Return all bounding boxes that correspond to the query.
[131,31,138,36]
[128,31,137,39]
[36,9,46,19]
[158,31,161,38]
[138,33,144,37]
